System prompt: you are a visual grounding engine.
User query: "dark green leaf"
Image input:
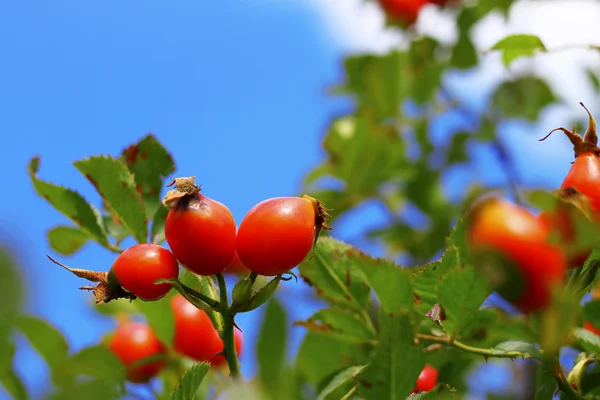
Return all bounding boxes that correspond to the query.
[534,363,558,400]
[450,33,478,69]
[299,237,370,313]
[297,332,370,388]
[296,307,376,345]
[573,327,600,353]
[120,134,175,220]
[358,312,424,399]
[16,315,68,372]
[359,258,413,316]
[317,365,366,400]
[0,247,23,341]
[437,265,490,336]
[406,384,457,399]
[490,34,546,67]
[47,226,90,256]
[27,157,108,246]
[151,204,169,245]
[74,156,148,243]
[583,300,600,330]
[1,369,28,400]
[171,362,210,400]
[446,132,471,164]
[135,295,175,345]
[257,298,288,397]
[492,76,557,121]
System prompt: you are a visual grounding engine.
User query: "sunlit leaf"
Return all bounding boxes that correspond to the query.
[257,298,288,398]
[47,226,90,256]
[16,315,69,373]
[296,307,376,345]
[171,362,210,400]
[490,34,546,67]
[317,365,366,400]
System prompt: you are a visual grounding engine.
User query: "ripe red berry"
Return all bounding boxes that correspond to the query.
[236,195,331,276]
[414,364,438,393]
[584,321,600,336]
[108,322,166,383]
[377,0,427,26]
[110,243,179,301]
[163,177,236,276]
[170,294,243,366]
[226,250,250,275]
[466,197,567,313]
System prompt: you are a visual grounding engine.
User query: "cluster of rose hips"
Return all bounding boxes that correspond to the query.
[377,0,456,27]
[102,177,331,382]
[466,104,600,333]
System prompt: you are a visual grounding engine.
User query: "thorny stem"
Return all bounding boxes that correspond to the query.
[216,273,241,381]
[415,334,537,359]
[556,372,581,400]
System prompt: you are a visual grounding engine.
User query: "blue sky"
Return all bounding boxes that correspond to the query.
[0,0,590,398]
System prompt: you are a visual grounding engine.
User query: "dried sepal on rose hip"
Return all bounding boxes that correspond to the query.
[163,176,237,276]
[235,194,332,276]
[46,255,135,304]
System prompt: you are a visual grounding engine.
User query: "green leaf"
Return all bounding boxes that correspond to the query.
[437,265,490,336]
[446,132,471,164]
[171,362,210,400]
[358,258,414,316]
[27,157,109,246]
[406,385,457,399]
[151,204,169,245]
[490,34,546,67]
[74,156,148,243]
[583,300,600,329]
[48,378,122,400]
[257,298,288,397]
[47,226,90,256]
[16,315,69,372]
[492,76,557,121]
[1,369,28,400]
[317,365,366,400]
[120,134,176,220]
[297,332,370,388]
[587,68,600,93]
[135,296,175,346]
[0,247,24,340]
[58,345,126,385]
[411,262,439,315]
[450,33,478,69]
[493,340,541,358]
[299,237,370,313]
[573,327,600,353]
[358,312,425,399]
[296,307,376,345]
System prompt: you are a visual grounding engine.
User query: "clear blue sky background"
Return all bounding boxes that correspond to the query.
[0,1,575,399]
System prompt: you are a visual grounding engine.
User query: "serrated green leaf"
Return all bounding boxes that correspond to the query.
[490,34,546,67]
[437,265,490,336]
[358,312,424,399]
[296,307,376,345]
[257,298,287,398]
[16,315,69,373]
[58,345,126,385]
[135,296,175,346]
[27,157,109,246]
[47,226,90,256]
[492,76,557,121]
[297,332,370,388]
[0,369,28,400]
[74,156,148,243]
[359,258,413,316]
[151,204,169,245]
[171,362,210,400]
[299,237,370,313]
[121,134,175,220]
[317,365,366,400]
[573,327,600,353]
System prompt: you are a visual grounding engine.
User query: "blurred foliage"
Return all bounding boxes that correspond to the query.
[11,0,600,399]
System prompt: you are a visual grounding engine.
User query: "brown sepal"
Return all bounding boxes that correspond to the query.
[163,176,201,207]
[46,255,136,304]
[302,195,333,260]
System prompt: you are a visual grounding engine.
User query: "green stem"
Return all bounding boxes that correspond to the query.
[216,273,241,381]
[416,334,537,359]
[555,374,580,400]
[201,276,223,331]
[179,283,220,309]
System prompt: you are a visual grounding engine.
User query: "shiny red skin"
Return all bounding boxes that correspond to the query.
[378,0,427,25]
[165,193,237,276]
[538,208,592,269]
[414,364,438,393]
[170,294,243,366]
[236,197,316,276]
[467,198,567,313]
[225,250,250,275]
[111,244,179,301]
[585,321,600,336]
[561,153,600,213]
[108,322,166,383]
